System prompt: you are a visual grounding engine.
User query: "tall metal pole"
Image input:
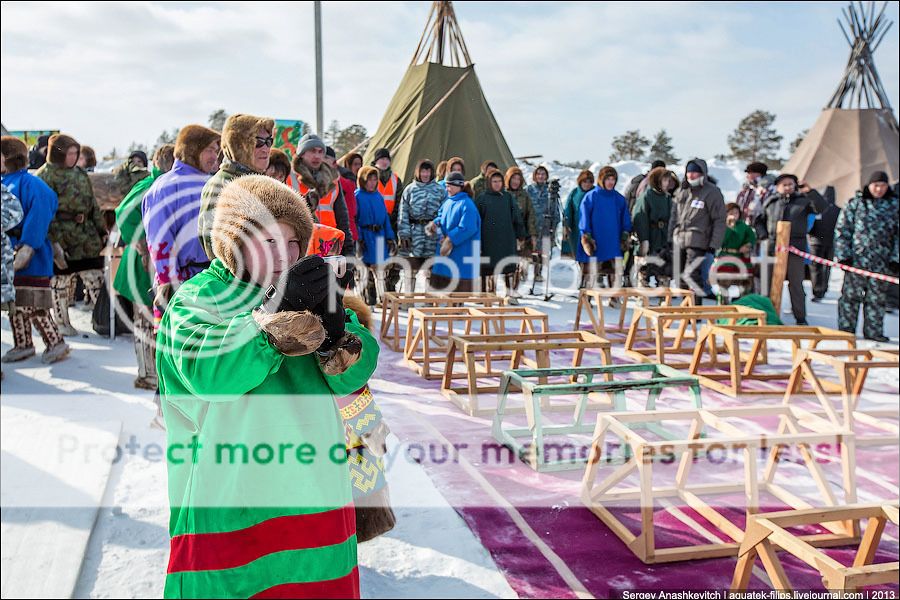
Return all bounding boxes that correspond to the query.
[315,1,324,135]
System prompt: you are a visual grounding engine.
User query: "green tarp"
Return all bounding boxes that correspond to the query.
[363,62,515,184]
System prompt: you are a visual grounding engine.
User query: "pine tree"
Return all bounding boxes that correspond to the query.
[127,141,149,155]
[609,130,650,162]
[648,129,678,164]
[324,120,341,146]
[208,109,228,131]
[789,129,809,154]
[103,147,119,161]
[334,124,368,157]
[155,127,180,148]
[726,110,783,164]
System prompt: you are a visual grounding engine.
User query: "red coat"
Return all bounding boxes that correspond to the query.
[339,176,358,240]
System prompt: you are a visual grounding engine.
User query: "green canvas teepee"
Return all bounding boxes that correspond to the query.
[363,1,515,184]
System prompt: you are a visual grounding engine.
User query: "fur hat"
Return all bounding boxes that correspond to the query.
[357,165,379,189]
[341,152,363,170]
[1,136,30,172]
[596,165,618,185]
[267,147,292,178]
[222,114,275,171]
[153,143,176,173]
[504,166,524,190]
[47,133,80,167]
[576,169,595,187]
[373,147,391,163]
[447,156,465,176]
[211,175,314,276]
[650,159,666,170]
[174,125,221,171]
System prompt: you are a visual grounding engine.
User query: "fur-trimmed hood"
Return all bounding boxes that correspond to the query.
[414,159,435,183]
[357,165,379,190]
[647,167,678,194]
[596,165,618,186]
[221,113,275,172]
[504,166,525,191]
[267,147,292,178]
[446,156,465,177]
[174,124,221,171]
[47,133,80,167]
[211,174,314,276]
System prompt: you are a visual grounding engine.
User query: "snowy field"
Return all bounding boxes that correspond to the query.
[1,253,897,598]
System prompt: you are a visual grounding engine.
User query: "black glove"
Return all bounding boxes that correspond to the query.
[313,289,346,352]
[262,256,330,313]
[838,257,853,268]
[889,261,899,274]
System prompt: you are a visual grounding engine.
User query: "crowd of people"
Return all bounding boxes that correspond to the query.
[1,114,898,599]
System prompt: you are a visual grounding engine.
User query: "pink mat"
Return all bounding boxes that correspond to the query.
[371,330,899,598]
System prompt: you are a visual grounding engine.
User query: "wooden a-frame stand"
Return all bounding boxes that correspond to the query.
[403,306,548,380]
[581,406,858,563]
[379,291,506,352]
[783,348,900,447]
[574,287,695,339]
[441,331,613,416]
[688,325,857,397]
[731,503,899,592]
[624,305,766,369]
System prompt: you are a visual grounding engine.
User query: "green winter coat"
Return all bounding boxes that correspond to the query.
[563,186,589,256]
[157,259,378,598]
[632,187,673,255]
[36,162,105,261]
[113,168,160,306]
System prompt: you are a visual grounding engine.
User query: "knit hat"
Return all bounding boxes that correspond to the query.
[0,136,29,172]
[325,146,336,159]
[357,165,379,189]
[222,114,275,170]
[650,159,666,170]
[745,161,768,175]
[774,173,799,186]
[47,133,80,167]
[446,172,466,187]
[868,170,890,185]
[373,147,391,162]
[174,125,221,171]
[597,165,618,185]
[686,162,704,174]
[297,133,325,157]
[211,174,314,275]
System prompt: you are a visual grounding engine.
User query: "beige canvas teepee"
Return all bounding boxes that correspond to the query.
[783,1,898,204]
[363,1,515,183]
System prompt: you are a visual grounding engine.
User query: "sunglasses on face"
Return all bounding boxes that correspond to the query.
[255,136,274,149]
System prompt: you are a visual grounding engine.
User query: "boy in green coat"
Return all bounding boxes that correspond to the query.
[157,175,377,599]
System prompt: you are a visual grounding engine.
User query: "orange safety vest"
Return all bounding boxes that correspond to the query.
[307,224,345,257]
[298,180,340,228]
[377,173,400,215]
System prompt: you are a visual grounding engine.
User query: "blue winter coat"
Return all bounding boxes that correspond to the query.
[1,169,58,278]
[433,192,481,280]
[355,188,395,266]
[578,186,632,263]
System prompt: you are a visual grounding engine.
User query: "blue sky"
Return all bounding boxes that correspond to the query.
[2,1,897,163]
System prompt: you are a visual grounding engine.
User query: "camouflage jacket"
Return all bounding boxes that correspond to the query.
[115,162,151,196]
[835,188,899,271]
[2,184,25,304]
[36,163,105,261]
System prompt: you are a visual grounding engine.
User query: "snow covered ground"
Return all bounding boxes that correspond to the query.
[1,256,896,598]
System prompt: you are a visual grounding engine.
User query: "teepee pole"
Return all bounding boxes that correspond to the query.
[391,69,472,153]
